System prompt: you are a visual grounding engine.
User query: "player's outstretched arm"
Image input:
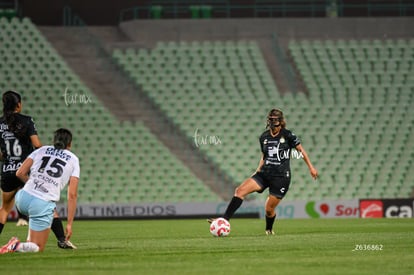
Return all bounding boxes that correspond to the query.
[65,176,79,240]
[296,144,318,180]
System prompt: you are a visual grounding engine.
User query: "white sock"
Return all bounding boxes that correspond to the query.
[15,242,39,253]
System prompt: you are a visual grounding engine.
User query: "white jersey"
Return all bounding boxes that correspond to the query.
[22,146,80,202]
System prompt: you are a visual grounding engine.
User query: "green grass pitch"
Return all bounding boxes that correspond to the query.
[0,218,413,274]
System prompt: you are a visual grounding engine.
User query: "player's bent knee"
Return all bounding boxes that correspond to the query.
[265,208,275,217]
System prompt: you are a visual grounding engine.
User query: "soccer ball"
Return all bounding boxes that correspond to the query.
[209,218,231,237]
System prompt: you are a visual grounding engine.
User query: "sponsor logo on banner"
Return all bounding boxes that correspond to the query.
[216,202,295,219]
[360,199,414,218]
[305,201,328,218]
[305,201,359,218]
[383,199,413,218]
[359,200,383,218]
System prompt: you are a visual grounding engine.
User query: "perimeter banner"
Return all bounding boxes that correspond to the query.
[47,199,359,219]
[5,199,361,220]
[7,199,412,219]
[4,199,379,220]
[359,198,414,218]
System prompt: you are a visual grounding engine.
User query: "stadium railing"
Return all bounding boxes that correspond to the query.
[118,0,414,22]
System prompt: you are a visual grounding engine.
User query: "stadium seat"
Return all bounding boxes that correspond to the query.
[0,18,221,204]
[287,38,414,199]
[111,39,279,186]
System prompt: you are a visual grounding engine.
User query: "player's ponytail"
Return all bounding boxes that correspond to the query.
[53,128,72,150]
[2,90,25,137]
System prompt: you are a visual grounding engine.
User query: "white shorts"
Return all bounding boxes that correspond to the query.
[15,190,55,231]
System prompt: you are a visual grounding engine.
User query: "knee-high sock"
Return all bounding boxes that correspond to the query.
[266,214,276,231]
[223,196,243,221]
[51,217,65,242]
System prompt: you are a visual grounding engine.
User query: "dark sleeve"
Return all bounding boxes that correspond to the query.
[287,130,301,148]
[259,132,266,155]
[27,117,38,136]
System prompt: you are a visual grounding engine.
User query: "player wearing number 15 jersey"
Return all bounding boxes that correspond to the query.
[0,128,80,253]
[0,91,76,249]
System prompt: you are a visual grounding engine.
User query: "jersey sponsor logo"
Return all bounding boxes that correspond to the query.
[265,140,303,162]
[33,179,49,193]
[267,142,291,161]
[0,123,9,131]
[45,147,72,161]
[37,173,59,187]
[2,162,22,172]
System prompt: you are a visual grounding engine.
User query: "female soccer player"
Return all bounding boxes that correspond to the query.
[210,108,318,235]
[0,91,76,249]
[0,128,80,253]
[0,91,42,231]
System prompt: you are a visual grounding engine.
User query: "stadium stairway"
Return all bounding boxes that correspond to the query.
[0,18,225,203]
[38,25,236,200]
[3,17,413,202]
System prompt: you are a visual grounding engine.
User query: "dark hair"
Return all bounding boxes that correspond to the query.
[53,128,73,149]
[266,108,286,129]
[2,90,25,138]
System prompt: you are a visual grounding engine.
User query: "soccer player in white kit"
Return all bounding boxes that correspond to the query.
[0,128,80,253]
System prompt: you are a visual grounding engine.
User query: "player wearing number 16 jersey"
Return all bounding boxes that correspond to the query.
[0,128,80,253]
[0,91,76,249]
[0,91,42,235]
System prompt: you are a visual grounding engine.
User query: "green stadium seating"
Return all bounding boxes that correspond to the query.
[110,38,408,200]
[112,40,283,199]
[0,18,221,204]
[4,17,411,202]
[288,38,414,199]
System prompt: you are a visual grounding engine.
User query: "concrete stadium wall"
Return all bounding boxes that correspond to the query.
[119,17,414,47]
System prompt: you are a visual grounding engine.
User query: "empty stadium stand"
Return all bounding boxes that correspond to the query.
[112,33,413,200]
[0,17,222,203]
[287,38,414,199]
[1,15,413,204]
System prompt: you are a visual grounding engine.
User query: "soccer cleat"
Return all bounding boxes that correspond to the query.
[16,218,28,227]
[0,237,20,254]
[57,240,77,249]
[207,218,216,224]
[265,230,275,236]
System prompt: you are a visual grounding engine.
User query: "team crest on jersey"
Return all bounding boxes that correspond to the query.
[280,137,285,143]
